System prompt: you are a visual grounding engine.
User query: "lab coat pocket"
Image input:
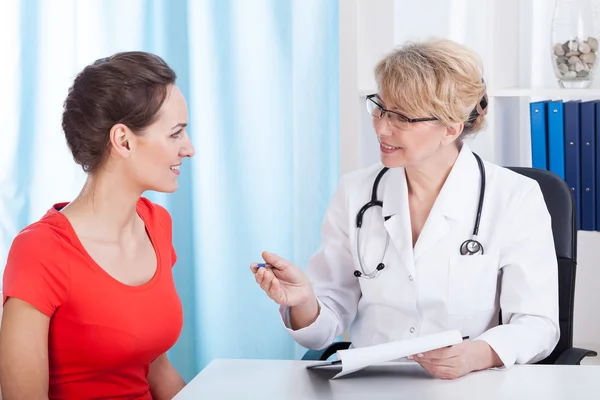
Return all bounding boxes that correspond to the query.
[447,253,499,315]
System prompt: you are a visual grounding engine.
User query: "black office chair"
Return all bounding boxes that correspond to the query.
[303,167,597,365]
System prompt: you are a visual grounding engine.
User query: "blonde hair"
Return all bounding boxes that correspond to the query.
[374,38,488,138]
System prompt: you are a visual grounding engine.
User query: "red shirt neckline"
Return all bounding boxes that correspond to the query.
[47,199,163,292]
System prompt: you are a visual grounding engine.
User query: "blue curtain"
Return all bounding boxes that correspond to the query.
[0,0,339,381]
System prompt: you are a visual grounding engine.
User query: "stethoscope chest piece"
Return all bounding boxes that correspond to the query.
[460,238,484,256]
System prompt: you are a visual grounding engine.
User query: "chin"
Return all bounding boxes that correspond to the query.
[380,154,408,169]
[161,183,178,193]
[147,182,179,194]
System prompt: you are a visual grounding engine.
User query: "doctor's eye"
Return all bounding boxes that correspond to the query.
[388,114,411,129]
[392,113,410,123]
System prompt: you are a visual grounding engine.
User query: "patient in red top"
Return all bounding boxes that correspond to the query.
[0,51,195,399]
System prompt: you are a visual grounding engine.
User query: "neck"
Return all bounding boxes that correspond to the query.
[405,145,461,201]
[63,168,143,241]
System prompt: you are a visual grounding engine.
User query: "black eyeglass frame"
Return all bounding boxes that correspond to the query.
[366,94,439,123]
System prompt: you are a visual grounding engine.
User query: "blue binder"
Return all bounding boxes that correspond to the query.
[580,100,596,231]
[595,102,600,230]
[547,100,565,180]
[529,101,548,169]
[564,100,582,230]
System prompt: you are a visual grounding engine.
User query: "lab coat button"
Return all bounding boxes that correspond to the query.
[410,327,415,333]
[409,275,414,281]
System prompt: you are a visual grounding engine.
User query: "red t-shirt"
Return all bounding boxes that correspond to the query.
[2,198,183,399]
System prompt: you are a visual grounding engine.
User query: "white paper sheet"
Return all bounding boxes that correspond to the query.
[333,330,464,378]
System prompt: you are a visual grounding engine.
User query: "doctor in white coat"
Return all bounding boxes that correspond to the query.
[250,38,559,380]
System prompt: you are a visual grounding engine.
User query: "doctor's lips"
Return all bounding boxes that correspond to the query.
[378,139,402,152]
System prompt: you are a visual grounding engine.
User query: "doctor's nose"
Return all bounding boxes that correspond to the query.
[374,116,394,138]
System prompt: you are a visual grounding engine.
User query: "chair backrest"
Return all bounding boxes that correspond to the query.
[505,167,576,364]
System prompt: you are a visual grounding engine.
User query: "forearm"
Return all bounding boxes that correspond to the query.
[475,315,559,368]
[147,354,185,400]
[289,295,320,330]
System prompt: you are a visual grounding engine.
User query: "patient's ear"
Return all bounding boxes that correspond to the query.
[109,123,132,158]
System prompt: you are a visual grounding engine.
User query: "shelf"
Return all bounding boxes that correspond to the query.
[489,87,600,99]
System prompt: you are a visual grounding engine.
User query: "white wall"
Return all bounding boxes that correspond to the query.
[343,0,600,364]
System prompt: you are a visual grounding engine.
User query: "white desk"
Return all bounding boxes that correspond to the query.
[174,359,600,399]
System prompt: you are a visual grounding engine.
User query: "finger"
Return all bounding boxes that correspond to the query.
[262,275,276,294]
[270,277,282,296]
[419,354,460,364]
[415,360,439,377]
[269,278,288,304]
[419,345,459,361]
[267,276,281,297]
[270,266,291,281]
[262,251,292,271]
[416,357,457,368]
[252,261,278,276]
[416,361,459,380]
[419,349,446,360]
[259,269,277,293]
[254,267,267,285]
[255,264,289,290]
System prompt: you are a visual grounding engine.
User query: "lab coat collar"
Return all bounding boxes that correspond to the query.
[380,144,482,259]
[432,144,481,221]
[380,167,412,257]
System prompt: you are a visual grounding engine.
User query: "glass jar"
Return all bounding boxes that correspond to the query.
[551,0,600,88]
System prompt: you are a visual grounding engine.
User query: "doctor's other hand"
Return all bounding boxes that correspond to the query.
[250,251,315,308]
[409,340,503,380]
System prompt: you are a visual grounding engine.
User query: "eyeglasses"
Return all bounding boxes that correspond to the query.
[366,94,438,129]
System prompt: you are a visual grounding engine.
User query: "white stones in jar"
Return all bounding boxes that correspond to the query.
[553,36,599,79]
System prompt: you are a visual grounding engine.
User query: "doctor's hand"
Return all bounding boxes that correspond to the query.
[250,251,315,308]
[409,340,503,380]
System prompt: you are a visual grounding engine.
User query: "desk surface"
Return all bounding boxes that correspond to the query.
[174,359,600,399]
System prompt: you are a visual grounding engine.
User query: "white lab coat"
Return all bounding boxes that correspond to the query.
[281,145,560,368]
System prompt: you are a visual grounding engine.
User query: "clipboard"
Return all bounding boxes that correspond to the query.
[303,331,467,378]
[305,359,342,369]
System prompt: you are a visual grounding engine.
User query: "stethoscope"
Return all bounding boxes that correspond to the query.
[354,152,486,279]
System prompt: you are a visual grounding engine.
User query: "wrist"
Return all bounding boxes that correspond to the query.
[289,293,319,330]
[472,340,503,371]
[295,291,318,313]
